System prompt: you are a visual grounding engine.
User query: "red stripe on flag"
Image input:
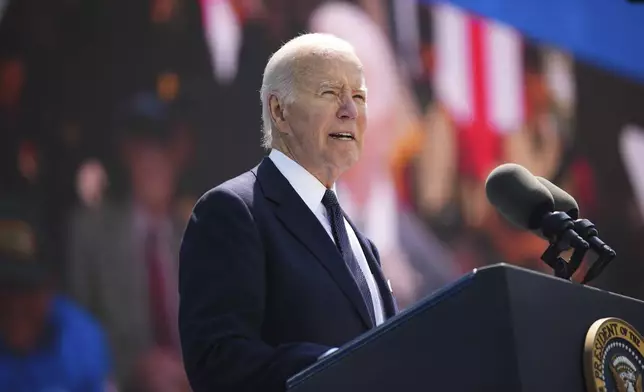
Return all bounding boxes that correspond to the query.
[458,16,501,181]
[470,18,486,130]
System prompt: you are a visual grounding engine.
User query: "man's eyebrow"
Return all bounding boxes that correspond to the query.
[318,81,341,90]
[318,82,367,93]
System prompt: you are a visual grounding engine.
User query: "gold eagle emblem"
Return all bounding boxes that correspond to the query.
[609,356,643,392]
[585,318,644,392]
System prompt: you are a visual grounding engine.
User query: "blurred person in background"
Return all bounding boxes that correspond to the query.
[503,43,568,182]
[393,3,461,241]
[67,96,192,392]
[0,199,113,391]
[503,43,596,213]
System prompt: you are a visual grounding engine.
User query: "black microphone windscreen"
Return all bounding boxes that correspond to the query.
[535,177,579,220]
[485,163,555,230]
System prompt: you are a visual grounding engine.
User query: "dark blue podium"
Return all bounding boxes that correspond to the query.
[286,263,644,392]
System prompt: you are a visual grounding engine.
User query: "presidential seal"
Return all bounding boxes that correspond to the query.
[584,318,644,392]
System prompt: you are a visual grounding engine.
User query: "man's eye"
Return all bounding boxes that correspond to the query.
[353,95,366,101]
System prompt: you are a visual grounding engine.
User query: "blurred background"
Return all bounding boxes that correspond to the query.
[1,0,644,390]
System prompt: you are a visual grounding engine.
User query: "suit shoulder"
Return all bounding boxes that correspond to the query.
[196,170,257,212]
[183,171,262,245]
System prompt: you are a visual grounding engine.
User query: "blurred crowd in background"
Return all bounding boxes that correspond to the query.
[1,0,644,390]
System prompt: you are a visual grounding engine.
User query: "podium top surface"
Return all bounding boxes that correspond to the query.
[287,263,644,392]
[449,262,644,307]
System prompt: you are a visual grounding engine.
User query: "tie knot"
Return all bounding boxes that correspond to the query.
[322,189,340,210]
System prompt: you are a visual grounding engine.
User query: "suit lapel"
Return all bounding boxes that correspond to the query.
[344,214,398,319]
[254,158,374,329]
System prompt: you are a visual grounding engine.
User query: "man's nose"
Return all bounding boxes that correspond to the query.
[337,92,358,120]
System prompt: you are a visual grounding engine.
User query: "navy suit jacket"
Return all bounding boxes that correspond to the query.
[178,157,397,392]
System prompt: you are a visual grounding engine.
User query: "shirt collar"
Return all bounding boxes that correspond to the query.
[268,149,337,213]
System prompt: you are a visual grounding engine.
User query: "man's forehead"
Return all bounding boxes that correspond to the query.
[295,59,365,88]
[295,49,361,70]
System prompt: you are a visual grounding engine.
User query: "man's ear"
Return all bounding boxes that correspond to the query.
[269,94,289,133]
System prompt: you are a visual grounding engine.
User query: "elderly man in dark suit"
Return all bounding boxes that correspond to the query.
[179,33,398,392]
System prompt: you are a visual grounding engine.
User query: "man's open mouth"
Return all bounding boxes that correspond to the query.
[329,132,355,141]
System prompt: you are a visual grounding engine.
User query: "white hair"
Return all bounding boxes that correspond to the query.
[259,33,357,149]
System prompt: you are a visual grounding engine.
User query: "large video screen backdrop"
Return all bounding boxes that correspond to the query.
[2,1,644,387]
[1,0,643,310]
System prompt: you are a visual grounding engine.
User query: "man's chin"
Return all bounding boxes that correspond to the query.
[336,155,361,174]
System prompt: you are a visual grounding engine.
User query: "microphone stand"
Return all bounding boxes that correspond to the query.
[539,212,589,281]
[541,241,587,280]
[574,219,617,284]
[539,216,616,283]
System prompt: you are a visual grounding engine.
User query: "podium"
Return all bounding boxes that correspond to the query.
[286,263,644,392]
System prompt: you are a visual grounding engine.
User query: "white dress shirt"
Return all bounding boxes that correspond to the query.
[268,149,385,326]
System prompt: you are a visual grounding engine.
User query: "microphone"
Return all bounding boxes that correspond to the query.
[532,177,579,247]
[485,163,590,279]
[535,177,579,220]
[535,177,616,283]
[485,164,588,250]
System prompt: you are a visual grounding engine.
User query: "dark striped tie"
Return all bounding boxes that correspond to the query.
[322,189,375,324]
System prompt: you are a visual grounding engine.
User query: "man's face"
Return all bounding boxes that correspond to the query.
[276,50,368,182]
[129,142,176,212]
